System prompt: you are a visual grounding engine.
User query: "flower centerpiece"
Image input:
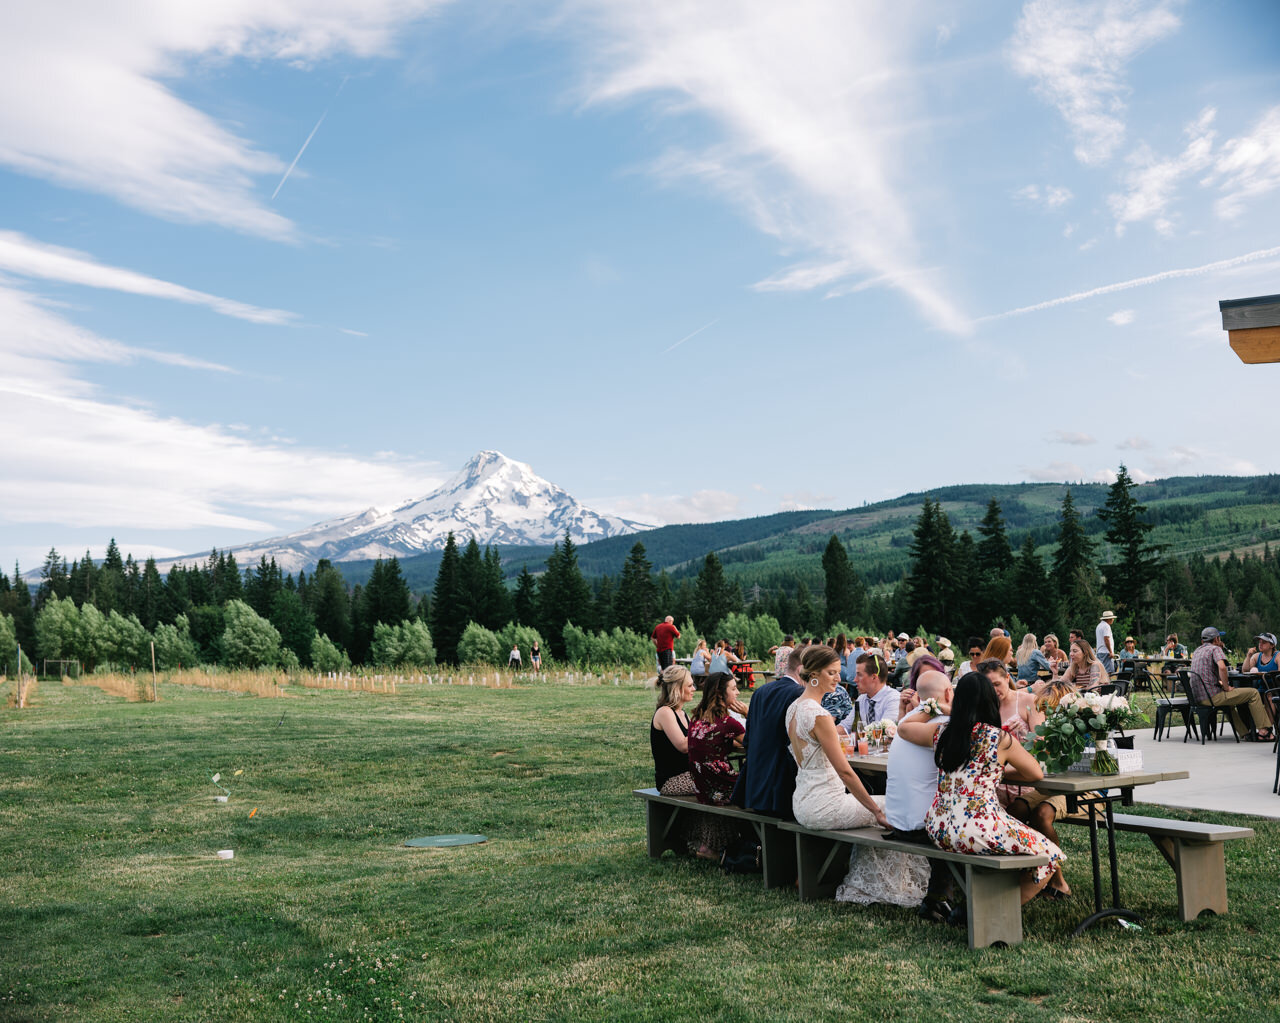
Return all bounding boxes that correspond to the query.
[865,719,897,749]
[1029,692,1146,774]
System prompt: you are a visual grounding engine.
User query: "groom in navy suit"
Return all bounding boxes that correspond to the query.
[732,645,805,818]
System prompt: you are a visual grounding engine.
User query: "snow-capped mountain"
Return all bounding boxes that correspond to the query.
[161,451,650,574]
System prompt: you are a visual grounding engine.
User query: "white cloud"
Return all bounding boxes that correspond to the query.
[1010,0,1181,165]
[1024,461,1085,481]
[778,491,835,512]
[1017,184,1074,209]
[0,1,447,239]
[979,244,1280,321]
[1206,105,1280,220]
[593,489,742,526]
[0,231,296,325]
[1047,430,1097,445]
[1109,106,1216,235]
[574,1,970,334]
[1117,436,1150,450]
[1108,308,1136,325]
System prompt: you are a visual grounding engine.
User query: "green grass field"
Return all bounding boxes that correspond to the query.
[3,678,1279,1022]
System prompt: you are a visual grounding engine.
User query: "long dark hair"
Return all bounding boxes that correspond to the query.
[934,671,1001,773]
[693,672,735,723]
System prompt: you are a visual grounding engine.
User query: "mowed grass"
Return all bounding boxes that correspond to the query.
[2,680,1279,1023]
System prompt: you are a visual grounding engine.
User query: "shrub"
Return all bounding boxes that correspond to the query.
[370,620,437,667]
[457,622,503,665]
[221,600,282,669]
[496,623,545,663]
[311,633,351,673]
[153,615,200,670]
[715,611,783,660]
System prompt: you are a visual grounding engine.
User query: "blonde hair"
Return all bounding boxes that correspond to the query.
[1015,633,1039,666]
[655,665,692,710]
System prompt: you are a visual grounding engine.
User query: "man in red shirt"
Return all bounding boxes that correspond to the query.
[650,616,681,670]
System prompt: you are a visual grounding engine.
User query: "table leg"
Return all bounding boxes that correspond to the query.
[1070,794,1143,936]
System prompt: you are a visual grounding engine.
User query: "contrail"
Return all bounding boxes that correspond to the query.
[662,318,719,354]
[271,111,327,201]
[976,245,1280,323]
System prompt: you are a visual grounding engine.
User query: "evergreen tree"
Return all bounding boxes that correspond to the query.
[123,555,142,617]
[614,542,658,635]
[95,538,126,614]
[692,553,740,636]
[309,559,352,652]
[8,562,35,654]
[1011,535,1055,633]
[951,531,977,635]
[513,566,538,626]
[903,498,958,636]
[1051,489,1099,627]
[593,574,616,631]
[974,499,1014,626]
[821,535,865,627]
[37,548,69,607]
[1097,465,1162,633]
[480,547,512,629]
[138,557,165,631]
[68,552,97,607]
[270,589,316,667]
[164,565,192,621]
[458,537,485,627]
[536,532,592,658]
[245,556,284,618]
[793,581,819,635]
[429,533,467,664]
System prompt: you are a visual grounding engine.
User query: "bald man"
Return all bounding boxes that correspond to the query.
[890,670,955,923]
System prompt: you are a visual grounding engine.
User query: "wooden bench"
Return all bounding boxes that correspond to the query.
[1058,813,1254,921]
[778,820,1050,949]
[633,788,796,889]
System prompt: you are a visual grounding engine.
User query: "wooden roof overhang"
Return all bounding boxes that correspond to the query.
[1221,294,1280,364]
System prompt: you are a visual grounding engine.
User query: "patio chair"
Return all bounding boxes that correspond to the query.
[1176,669,1240,744]
[1152,672,1196,742]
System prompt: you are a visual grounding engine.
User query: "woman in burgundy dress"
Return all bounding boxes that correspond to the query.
[686,672,746,860]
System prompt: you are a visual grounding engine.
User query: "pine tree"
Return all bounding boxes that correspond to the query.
[1097,465,1162,633]
[793,581,818,635]
[270,589,317,667]
[480,547,511,629]
[1011,535,1055,633]
[951,531,977,635]
[513,566,537,626]
[537,533,592,658]
[458,537,484,628]
[593,574,616,631]
[245,556,283,618]
[821,535,865,628]
[974,499,1014,626]
[692,553,740,636]
[95,538,126,614]
[309,559,352,653]
[37,548,69,608]
[429,533,467,664]
[903,498,958,636]
[1051,489,1099,627]
[68,552,97,607]
[614,542,658,635]
[138,557,165,631]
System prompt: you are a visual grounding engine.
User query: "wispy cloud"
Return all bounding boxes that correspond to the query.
[1109,106,1216,234]
[1015,184,1074,209]
[573,1,970,334]
[1024,461,1085,481]
[0,231,296,325]
[1047,430,1096,446]
[1108,309,1136,325]
[1117,436,1150,450]
[979,244,1280,321]
[593,489,742,526]
[0,1,449,239]
[1206,105,1280,220]
[1010,0,1181,165]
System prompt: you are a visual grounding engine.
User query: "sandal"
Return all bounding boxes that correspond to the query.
[1037,886,1070,902]
[1251,729,1275,742]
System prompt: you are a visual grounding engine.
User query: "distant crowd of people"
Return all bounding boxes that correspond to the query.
[649,608,1277,923]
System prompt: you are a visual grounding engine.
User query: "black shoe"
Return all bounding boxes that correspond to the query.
[917,897,953,924]
[946,903,967,928]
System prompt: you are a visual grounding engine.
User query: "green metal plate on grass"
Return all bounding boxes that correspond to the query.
[404,834,487,848]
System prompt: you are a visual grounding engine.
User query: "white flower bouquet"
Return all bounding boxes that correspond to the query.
[1030,691,1146,774]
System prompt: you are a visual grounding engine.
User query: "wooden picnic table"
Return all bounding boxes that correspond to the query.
[847,752,1191,933]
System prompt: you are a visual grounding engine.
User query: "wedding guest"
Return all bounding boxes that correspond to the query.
[981,635,1014,670]
[1042,634,1067,673]
[687,672,746,860]
[507,643,522,670]
[1015,633,1053,686]
[926,672,1070,904]
[1059,639,1108,692]
[650,666,695,795]
[731,646,805,817]
[689,639,710,678]
[529,641,541,671]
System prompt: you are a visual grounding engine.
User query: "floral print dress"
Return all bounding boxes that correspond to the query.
[925,723,1064,884]
[688,714,745,805]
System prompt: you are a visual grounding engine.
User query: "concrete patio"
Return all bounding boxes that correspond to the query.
[1120,727,1280,819]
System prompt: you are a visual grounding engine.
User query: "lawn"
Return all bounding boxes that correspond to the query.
[2,677,1279,1022]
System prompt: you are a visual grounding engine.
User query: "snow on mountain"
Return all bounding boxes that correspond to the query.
[158,451,651,574]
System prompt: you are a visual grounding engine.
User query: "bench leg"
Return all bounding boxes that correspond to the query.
[756,821,796,890]
[794,833,845,902]
[964,866,1025,949]
[645,802,683,858]
[1152,837,1228,921]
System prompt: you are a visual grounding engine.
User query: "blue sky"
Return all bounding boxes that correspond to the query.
[3,0,1280,573]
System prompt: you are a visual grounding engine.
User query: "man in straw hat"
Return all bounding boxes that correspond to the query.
[1095,610,1117,674]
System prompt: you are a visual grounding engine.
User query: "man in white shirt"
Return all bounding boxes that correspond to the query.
[839,652,900,730]
[1096,611,1117,673]
[887,670,954,922]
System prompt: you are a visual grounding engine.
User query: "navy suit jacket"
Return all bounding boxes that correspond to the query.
[731,675,805,817]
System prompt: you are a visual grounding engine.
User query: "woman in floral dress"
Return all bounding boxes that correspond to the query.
[925,671,1069,904]
[686,672,747,860]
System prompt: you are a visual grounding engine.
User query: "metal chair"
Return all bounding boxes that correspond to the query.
[1176,669,1239,743]
[1153,672,1196,742]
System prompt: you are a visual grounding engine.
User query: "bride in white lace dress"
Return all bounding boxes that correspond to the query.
[786,646,929,907]
[786,647,887,830]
